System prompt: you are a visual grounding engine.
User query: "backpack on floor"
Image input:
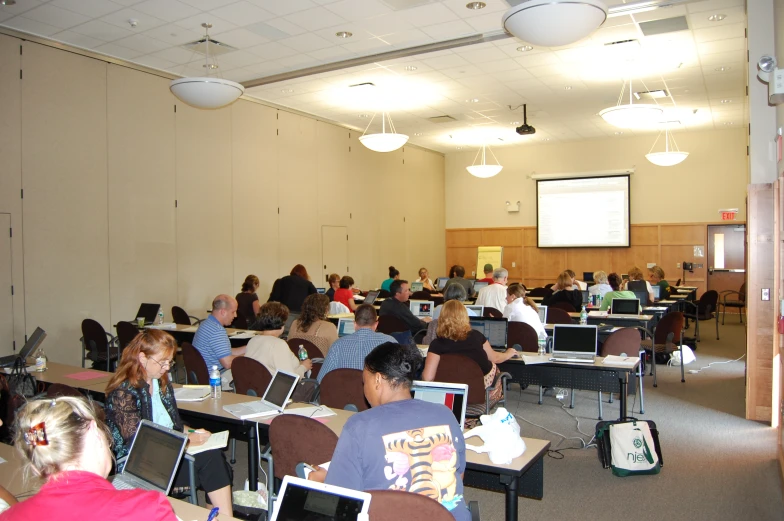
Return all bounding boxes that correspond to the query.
[595,418,663,477]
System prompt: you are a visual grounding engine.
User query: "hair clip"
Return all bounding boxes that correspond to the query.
[50,399,56,408]
[24,422,49,447]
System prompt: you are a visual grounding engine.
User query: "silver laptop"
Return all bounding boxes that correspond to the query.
[436,277,449,291]
[410,281,424,292]
[611,298,640,315]
[271,476,371,521]
[111,420,188,494]
[465,304,484,317]
[411,380,469,431]
[537,305,548,324]
[363,290,380,306]
[550,324,598,363]
[409,300,434,318]
[651,285,661,300]
[473,281,489,293]
[337,317,355,337]
[223,370,299,419]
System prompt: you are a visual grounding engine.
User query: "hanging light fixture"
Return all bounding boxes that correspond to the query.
[359,112,409,153]
[466,144,503,178]
[646,126,689,166]
[599,78,663,129]
[502,0,607,47]
[170,23,244,110]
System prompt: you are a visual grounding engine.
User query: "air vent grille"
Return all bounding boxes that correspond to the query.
[428,115,457,124]
[182,37,238,56]
[638,16,689,37]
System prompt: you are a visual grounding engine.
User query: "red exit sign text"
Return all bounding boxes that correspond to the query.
[721,212,736,221]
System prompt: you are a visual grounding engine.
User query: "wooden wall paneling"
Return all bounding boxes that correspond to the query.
[774,179,781,431]
[611,246,660,277]
[524,247,567,287]
[482,228,522,246]
[631,225,660,245]
[21,43,110,364]
[660,224,706,245]
[747,183,775,422]
[565,248,613,280]
[446,229,482,248]
[502,247,524,281]
[446,247,479,277]
[0,35,24,350]
[661,245,706,293]
[174,101,233,316]
[522,228,537,247]
[107,65,177,326]
[231,101,279,300]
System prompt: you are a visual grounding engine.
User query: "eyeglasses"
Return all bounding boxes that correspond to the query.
[149,357,175,370]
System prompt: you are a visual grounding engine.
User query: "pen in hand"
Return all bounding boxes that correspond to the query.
[206,507,220,521]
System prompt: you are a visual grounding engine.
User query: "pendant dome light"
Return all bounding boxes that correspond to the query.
[600,78,663,129]
[466,144,503,178]
[646,126,689,166]
[502,0,608,47]
[359,112,409,153]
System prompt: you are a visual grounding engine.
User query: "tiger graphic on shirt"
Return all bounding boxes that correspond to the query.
[382,426,463,512]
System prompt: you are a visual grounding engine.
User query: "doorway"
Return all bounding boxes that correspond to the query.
[321,226,348,286]
[707,224,746,302]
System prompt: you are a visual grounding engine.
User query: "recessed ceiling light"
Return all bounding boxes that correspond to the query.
[708,13,726,21]
[466,1,486,9]
[281,89,293,94]
[542,138,550,141]
[614,131,623,135]
[714,66,731,72]
[404,65,417,71]
[517,45,534,52]
[720,99,732,104]
[466,98,480,103]
[414,132,423,136]
[723,121,734,125]
[0,0,17,5]
[358,114,370,118]
[563,86,572,90]
[335,31,353,38]
[511,121,520,125]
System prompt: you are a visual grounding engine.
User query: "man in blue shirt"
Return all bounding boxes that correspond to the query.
[317,304,397,383]
[192,294,245,388]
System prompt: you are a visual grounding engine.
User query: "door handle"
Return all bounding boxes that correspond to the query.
[709,268,746,273]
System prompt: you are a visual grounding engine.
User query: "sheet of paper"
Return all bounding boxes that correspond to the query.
[602,355,639,367]
[283,406,337,419]
[588,311,608,317]
[174,387,211,402]
[230,332,256,339]
[521,354,551,365]
[147,323,177,330]
[186,430,229,455]
[0,456,6,464]
[64,371,109,381]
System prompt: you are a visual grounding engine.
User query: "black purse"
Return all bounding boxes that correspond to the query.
[8,357,37,397]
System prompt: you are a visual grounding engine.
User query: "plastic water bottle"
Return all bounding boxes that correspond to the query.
[35,349,47,372]
[537,331,547,356]
[209,365,221,399]
[298,345,308,362]
[580,305,588,325]
[157,310,164,325]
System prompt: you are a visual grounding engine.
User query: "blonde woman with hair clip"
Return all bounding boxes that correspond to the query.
[0,396,177,521]
[503,284,547,338]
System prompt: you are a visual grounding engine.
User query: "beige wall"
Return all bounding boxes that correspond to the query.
[445,128,748,229]
[0,36,445,365]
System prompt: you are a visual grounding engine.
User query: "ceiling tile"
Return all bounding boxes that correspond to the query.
[307,45,357,61]
[456,45,509,64]
[150,45,199,64]
[252,18,307,38]
[114,33,171,53]
[399,2,459,28]
[340,36,390,54]
[0,0,46,18]
[693,22,745,43]
[279,32,336,52]
[71,19,135,41]
[246,41,300,60]
[213,27,271,47]
[214,49,265,68]
[111,0,148,6]
[476,58,520,74]
[52,30,105,48]
[135,54,177,70]
[173,14,237,33]
[20,3,90,29]
[686,0,744,14]
[51,0,125,17]
[282,6,347,31]
[464,11,504,32]
[246,0,317,17]
[94,41,145,59]
[211,1,276,25]
[687,6,745,29]
[323,0,392,21]
[133,0,200,22]
[177,0,238,10]
[439,63,487,79]
[379,28,432,47]
[420,19,474,40]
[100,8,168,31]
[141,23,203,45]
[697,37,745,54]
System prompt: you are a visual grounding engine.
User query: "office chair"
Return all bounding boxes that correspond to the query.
[319,368,368,412]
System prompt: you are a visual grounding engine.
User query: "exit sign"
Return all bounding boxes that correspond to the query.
[721,211,736,220]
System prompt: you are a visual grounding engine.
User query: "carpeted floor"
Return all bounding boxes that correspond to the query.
[225,318,783,520]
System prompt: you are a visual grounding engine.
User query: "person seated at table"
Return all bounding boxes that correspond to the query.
[379,280,431,335]
[268,265,318,331]
[333,276,359,312]
[416,267,437,292]
[245,302,313,377]
[443,265,475,298]
[317,304,397,383]
[426,284,478,345]
[104,330,233,514]
[380,266,399,292]
[476,263,494,284]
[325,273,340,302]
[648,265,670,296]
[624,266,655,304]
[588,271,612,298]
[309,342,471,521]
[503,283,547,338]
[236,274,261,330]
[543,271,583,311]
[423,301,516,413]
[192,294,245,390]
[476,267,509,312]
[600,273,639,312]
[565,269,587,290]
[0,396,178,521]
[0,420,16,514]
[288,294,338,356]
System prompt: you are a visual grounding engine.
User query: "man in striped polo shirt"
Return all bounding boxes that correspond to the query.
[193,294,245,389]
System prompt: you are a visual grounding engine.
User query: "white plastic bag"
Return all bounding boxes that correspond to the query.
[669,345,696,366]
[463,408,526,464]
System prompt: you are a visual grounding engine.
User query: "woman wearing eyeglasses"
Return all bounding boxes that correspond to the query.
[104,329,233,514]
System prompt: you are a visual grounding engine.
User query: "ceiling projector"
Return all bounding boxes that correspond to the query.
[516,105,536,135]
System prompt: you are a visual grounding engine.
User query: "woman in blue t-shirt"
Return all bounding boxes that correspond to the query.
[380,265,400,292]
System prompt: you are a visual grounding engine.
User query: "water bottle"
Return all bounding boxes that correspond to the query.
[298,345,308,362]
[157,310,164,325]
[537,331,547,356]
[580,305,588,325]
[35,349,47,372]
[209,365,221,399]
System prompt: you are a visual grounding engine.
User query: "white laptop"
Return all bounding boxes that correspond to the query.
[223,370,300,419]
[465,304,484,317]
[550,324,598,363]
[610,298,640,315]
[537,305,548,324]
[411,380,469,431]
[409,300,434,318]
[337,318,355,338]
[472,281,490,293]
[111,420,188,494]
[271,476,371,521]
[410,281,424,292]
[651,285,661,300]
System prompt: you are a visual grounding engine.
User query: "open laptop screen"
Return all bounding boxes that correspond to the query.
[552,325,598,356]
[20,327,46,359]
[124,421,186,493]
[611,298,640,315]
[411,381,468,430]
[135,303,160,324]
[316,287,326,294]
[537,305,547,324]
[468,317,508,348]
[583,272,594,282]
[337,318,355,337]
[651,285,661,299]
[263,371,299,408]
[410,281,423,292]
[436,277,449,291]
[409,300,433,317]
[363,291,379,305]
[273,477,369,521]
[473,281,489,293]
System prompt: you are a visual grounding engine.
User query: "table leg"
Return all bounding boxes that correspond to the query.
[248,424,258,491]
[500,475,518,521]
[619,372,629,420]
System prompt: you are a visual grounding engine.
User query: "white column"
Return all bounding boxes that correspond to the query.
[748,0,778,183]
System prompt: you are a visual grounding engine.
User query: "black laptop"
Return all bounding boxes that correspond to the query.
[134,303,161,325]
[0,327,47,368]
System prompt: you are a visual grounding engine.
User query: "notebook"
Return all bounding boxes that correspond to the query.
[223,370,300,419]
[410,281,424,292]
[0,327,46,368]
[363,290,380,306]
[270,476,371,521]
[468,317,508,348]
[411,380,468,431]
[473,281,489,293]
[550,324,598,363]
[110,420,187,494]
[409,300,433,318]
[337,318,355,337]
[436,277,449,291]
[537,305,548,324]
[134,303,161,325]
[611,298,640,315]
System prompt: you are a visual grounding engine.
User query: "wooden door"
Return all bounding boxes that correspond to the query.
[707,224,746,298]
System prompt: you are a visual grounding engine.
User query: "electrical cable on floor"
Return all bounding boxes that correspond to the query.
[513,393,595,456]
[686,353,746,374]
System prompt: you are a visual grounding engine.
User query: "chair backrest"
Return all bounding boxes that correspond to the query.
[328,301,350,314]
[319,368,368,411]
[45,383,84,398]
[180,342,209,385]
[738,282,746,302]
[483,306,502,318]
[367,490,454,521]
[269,415,339,480]
[115,321,140,351]
[544,283,555,290]
[698,290,719,315]
[377,315,410,334]
[171,306,192,325]
[550,301,576,313]
[654,312,684,345]
[546,307,573,324]
[527,287,550,298]
[507,321,539,352]
[675,278,681,286]
[286,338,322,360]
[627,280,647,292]
[231,313,248,330]
[422,319,439,346]
[631,290,650,307]
[433,354,486,405]
[377,289,391,298]
[81,318,109,355]
[410,290,431,301]
[600,328,642,357]
[231,357,273,397]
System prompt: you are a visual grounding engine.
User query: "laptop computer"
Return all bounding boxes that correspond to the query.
[316,287,326,294]
[651,285,661,300]
[436,277,449,291]
[337,317,355,337]
[363,290,380,306]
[473,281,489,293]
[411,380,468,431]
[0,327,46,368]
[223,370,300,419]
[410,281,424,292]
[550,324,598,363]
[581,290,590,304]
[537,305,548,324]
[134,303,161,325]
[110,420,188,494]
[611,298,640,315]
[270,476,371,521]
[583,272,594,282]
[468,317,508,348]
[409,300,433,318]
[465,304,484,317]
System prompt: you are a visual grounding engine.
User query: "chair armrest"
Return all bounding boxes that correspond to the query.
[721,291,741,303]
[188,315,203,325]
[469,501,481,521]
[312,358,325,364]
[485,371,511,412]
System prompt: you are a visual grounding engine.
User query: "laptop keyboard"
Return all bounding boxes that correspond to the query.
[550,357,595,364]
[112,477,137,491]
